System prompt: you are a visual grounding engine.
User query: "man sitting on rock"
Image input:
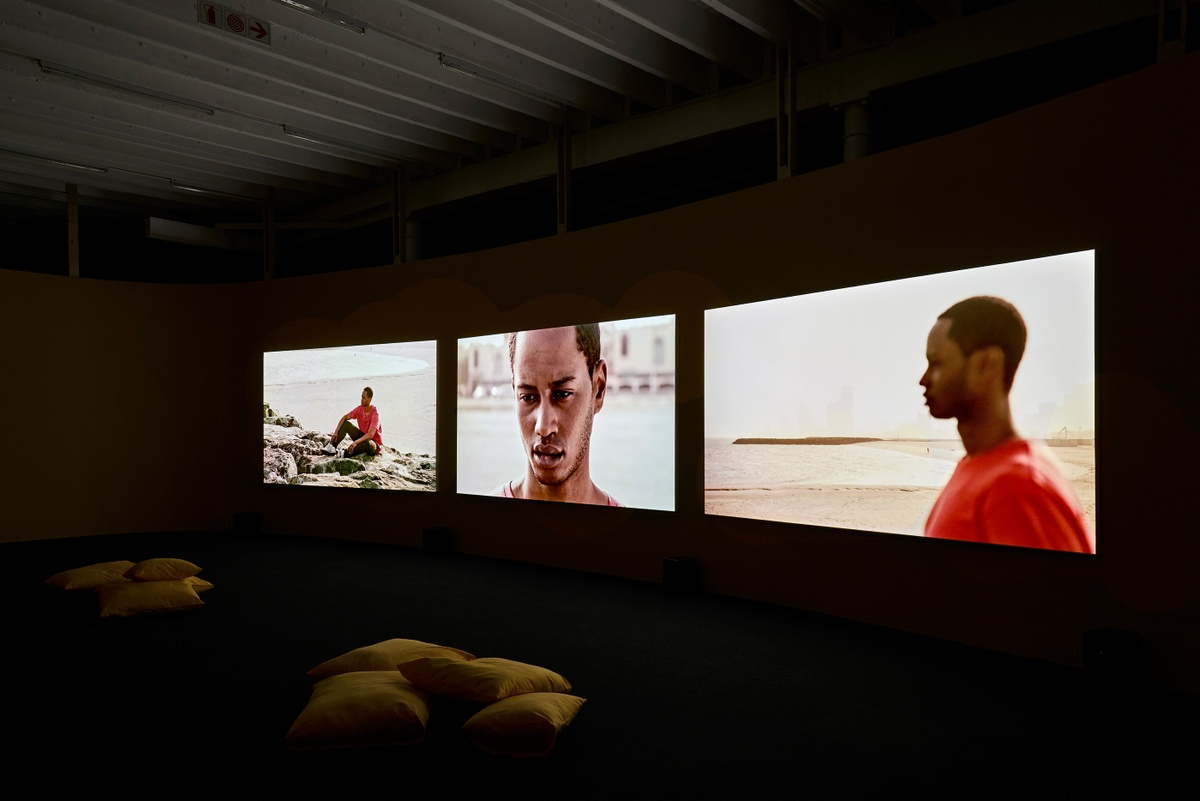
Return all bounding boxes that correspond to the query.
[325,387,382,457]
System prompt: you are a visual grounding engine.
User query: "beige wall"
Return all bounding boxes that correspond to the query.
[4,53,1198,694]
[1,275,247,538]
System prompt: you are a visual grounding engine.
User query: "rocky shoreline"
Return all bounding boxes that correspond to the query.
[263,403,436,490]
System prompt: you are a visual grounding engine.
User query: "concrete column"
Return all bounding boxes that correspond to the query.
[776,11,796,180]
[392,169,407,264]
[262,188,276,280]
[776,44,795,179]
[1158,0,1188,60]
[404,219,422,263]
[842,99,871,162]
[67,183,79,277]
[556,124,571,234]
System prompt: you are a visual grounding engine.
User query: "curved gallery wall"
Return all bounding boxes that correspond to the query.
[3,53,1199,694]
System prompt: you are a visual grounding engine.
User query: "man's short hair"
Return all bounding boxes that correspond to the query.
[938,296,1026,390]
[508,324,602,379]
[363,386,373,399]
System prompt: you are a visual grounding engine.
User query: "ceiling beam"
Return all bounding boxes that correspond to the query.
[406,0,1161,209]
[698,0,792,46]
[598,0,768,78]
[294,185,392,224]
[5,1,479,163]
[0,71,383,191]
[702,0,824,62]
[0,60,394,203]
[362,2,622,121]
[494,0,730,92]
[396,0,666,111]
[783,3,882,47]
[146,217,260,253]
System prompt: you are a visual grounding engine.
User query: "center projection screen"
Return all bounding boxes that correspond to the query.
[458,315,675,511]
[704,250,1095,553]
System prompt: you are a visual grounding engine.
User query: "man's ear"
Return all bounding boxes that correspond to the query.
[593,359,608,412]
[970,345,1006,390]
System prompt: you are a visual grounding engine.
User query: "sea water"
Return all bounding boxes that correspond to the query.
[264,343,429,386]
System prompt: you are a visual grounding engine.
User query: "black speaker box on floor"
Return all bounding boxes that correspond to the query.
[422,526,454,554]
[663,556,699,593]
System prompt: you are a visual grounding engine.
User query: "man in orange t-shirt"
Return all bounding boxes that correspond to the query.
[328,387,382,457]
[920,296,1093,553]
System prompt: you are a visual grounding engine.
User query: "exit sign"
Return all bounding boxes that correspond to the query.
[197,2,271,46]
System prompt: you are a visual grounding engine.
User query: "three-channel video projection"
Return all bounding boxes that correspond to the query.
[263,340,437,490]
[457,316,676,511]
[258,251,1094,555]
[705,250,1096,553]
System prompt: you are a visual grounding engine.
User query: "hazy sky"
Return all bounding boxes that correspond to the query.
[705,251,1096,439]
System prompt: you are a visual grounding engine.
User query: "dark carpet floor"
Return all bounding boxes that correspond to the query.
[2,531,1196,799]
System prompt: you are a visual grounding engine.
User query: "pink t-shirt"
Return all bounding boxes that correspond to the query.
[496,480,623,506]
[925,438,1093,553]
[345,405,382,449]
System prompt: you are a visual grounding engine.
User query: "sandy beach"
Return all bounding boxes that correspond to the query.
[706,484,940,535]
[705,441,1096,539]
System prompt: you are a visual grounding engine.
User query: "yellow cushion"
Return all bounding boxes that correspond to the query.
[185,576,214,592]
[95,580,204,618]
[463,693,587,757]
[45,560,137,590]
[398,657,572,704]
[285,672,432,751]
[308,638,475,678]
[124,558,202,582]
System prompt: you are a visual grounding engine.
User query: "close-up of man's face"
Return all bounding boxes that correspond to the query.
[511,327,605,489]
[920,318,972,420]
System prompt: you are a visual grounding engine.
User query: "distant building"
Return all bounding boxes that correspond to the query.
[601,321,675,395]
[457,321,676,398]
[826,385,853,436]
[457,340,510,398]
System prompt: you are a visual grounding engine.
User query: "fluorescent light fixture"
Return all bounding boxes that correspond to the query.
[38,61,215,115]
[271,0,368,34]
[169,179,256,200]
[0,148,108,174]
[281,126,327,146]
[43,157,108,174]
[282,125,400,162]
[438,52,571,108]
[170,180,215,194]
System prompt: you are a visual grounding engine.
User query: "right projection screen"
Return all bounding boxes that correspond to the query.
[704,250,1096,554]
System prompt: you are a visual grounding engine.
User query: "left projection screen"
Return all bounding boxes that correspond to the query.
[263,340,437,490]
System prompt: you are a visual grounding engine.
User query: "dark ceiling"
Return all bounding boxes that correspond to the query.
[0,0,1189,283]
